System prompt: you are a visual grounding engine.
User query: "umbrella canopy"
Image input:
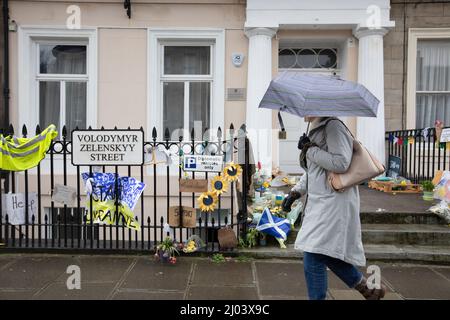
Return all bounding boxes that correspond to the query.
[258,73,380,117]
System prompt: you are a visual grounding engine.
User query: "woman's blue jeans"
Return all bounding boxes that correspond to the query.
[303,252,363,300]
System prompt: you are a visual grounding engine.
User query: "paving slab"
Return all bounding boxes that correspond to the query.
[381,267,450,299]
[329,289,365,300]
[192,261,254,286]
[431,267,450,281]
[55,256,135,282]
[260,295,308,300]
[186,286,258,300]
[120,258,192,291]
[34,282,116,300]
[0,289,37,300]
[0,256,78,289]
[113,290,185,300]
[0,256,16,271]
[255,262,308,298]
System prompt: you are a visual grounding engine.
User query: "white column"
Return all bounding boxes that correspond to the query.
[354,28,389,166]
[245,27,277,176]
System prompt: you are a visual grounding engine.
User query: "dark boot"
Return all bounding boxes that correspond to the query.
[354,277,386,300]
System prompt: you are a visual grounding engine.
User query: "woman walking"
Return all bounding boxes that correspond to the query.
[282,116,386,300]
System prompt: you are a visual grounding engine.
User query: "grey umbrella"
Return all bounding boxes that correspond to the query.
[258,72,380,118]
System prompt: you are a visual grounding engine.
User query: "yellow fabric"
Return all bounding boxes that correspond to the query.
[0,124,58,171]
[86,199,141,231]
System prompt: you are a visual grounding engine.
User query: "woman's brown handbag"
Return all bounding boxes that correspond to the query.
[325,119,385,192]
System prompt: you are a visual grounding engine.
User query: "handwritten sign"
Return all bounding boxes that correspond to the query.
[168,206,197,228]
[440,128,450,142]
[387,155,401,178]
[1,193,37,225]
[52,184,77,206]
[179,179,209,193]
[72,130,144,166]
[183,155,223,172]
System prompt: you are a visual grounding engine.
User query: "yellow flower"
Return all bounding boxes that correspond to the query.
[223,162,242,182]
[262,181,270,188]
[211,176,228,195]
[197,191,218,212]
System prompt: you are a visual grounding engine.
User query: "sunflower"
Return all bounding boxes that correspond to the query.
[223,162,242,182]
[197,191,218,212]
[211,176,228,195]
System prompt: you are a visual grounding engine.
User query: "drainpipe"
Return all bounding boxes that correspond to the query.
[1,0,9,185]
[2,0,9,131]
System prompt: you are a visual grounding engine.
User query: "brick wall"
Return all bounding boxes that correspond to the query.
[384,0,450,131]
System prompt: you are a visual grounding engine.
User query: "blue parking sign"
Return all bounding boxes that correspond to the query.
[185,156,197,169]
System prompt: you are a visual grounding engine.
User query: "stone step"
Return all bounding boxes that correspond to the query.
[359,211,446,225]
[238,244,450,264]
[362,224,450,246]
[287,224,450,246]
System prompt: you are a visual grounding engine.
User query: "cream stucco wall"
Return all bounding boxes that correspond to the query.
[8,0,248,131]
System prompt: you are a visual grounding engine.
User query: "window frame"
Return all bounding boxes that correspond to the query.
[36,41,89,133]
[407,28,450,129]
[18,26,98,133]
[160,41,214,136]
[148,28,225,141]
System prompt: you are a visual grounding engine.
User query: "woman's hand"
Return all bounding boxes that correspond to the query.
[282,191,301,212]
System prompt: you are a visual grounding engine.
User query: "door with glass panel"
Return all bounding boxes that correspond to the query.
[278,46,339,174]
[38,43,88,136]
[161,44,212,140]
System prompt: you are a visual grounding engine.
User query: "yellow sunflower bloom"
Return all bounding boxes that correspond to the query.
[197,191,218,212]
[223,162,242,182]
[211,176,228,195]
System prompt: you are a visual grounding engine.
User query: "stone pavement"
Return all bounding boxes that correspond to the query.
[0,254,449,300]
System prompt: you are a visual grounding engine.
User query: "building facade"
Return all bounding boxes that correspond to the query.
[2,0,449,174]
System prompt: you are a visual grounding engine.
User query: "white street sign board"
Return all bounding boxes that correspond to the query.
[72,130,144,166]
[183,155,223,172]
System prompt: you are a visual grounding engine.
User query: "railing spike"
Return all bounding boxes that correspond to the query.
[152,127,157,140]
[8,124,14,135]
[164,128,170,141]
[62,125,67,138]
[21,124,27,137]
[190,127,195,140]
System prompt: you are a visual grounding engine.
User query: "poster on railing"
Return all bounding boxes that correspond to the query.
[183,155,223,172]
[387,155,401,178]
[440,128,450,142]
[1,193,37,225]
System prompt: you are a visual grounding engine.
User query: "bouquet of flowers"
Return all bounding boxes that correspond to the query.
[155,237,179,265]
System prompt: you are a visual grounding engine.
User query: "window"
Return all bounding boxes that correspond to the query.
[161,44,212,136]
[278,48,338,70]
[18,28,97,138]
[38,44,88,135]
[407,28,450,129]
[148,29,225,143]
[415,39,450,128]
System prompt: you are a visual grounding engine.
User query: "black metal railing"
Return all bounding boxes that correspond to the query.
[0,124,249,253]
[385,127,450,183]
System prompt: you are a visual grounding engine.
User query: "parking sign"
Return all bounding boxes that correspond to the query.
[183,155,223,172]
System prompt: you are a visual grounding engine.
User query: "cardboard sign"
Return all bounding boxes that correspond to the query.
[440,128,450,142]
[387,155,401,178]
[1,193,37,225]
[72,130,144,166]
[168,206,197,228]
[52,184,77,206]
[183,155,223,172]
[179,179,208,193]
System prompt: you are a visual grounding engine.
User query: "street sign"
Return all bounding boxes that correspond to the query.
[72,130,144,166]
[183,155,223,172]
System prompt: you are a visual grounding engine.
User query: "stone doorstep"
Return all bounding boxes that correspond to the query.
[239,244,450,264]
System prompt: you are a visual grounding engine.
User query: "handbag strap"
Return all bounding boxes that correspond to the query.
[322,118,355,142]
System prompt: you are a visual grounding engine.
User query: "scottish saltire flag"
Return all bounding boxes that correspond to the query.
[256,208,291,240]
